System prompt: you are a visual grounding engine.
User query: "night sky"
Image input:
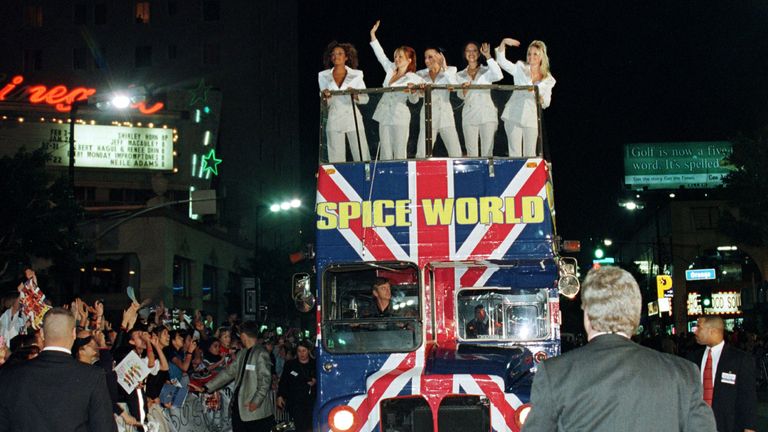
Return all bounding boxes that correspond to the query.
[297,1,768,244]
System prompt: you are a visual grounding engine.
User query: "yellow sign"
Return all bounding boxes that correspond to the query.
[316,196,545,230]
[656,275,673,299]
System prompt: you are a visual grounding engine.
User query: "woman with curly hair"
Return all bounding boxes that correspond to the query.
[318,41,370,163]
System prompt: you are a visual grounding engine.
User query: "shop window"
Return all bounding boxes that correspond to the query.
[203,265,217,301]
[135,1,150,23]
[173,256,191,298]
[78,254,140,294]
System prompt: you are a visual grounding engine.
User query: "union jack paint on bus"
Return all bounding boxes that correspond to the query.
[313,158,570,432]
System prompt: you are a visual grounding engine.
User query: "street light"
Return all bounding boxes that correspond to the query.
[270,199,302,212]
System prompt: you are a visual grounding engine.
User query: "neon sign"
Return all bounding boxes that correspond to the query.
[0,75,164,114]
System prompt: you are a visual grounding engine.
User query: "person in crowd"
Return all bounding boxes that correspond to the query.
[204,321,274,432]
[495,38,556,158]
[369,20,422,160]
[164,329,197,382]
[689,316,757,432]
[0,307,117,431]
[276,340,317,432]
[217,326,234,357]
[2,344,40,367]
[318,41,370,163]
[0,292,25,345]
[414,47,461,157]
[457,41,503,157]
[522,267,716,432]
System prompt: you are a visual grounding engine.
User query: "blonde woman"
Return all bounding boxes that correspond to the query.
[495,38,556,158]
[414,48,461,158]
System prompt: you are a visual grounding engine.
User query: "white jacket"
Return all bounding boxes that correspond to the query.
[415,66,459,130]
[318,66,369,132]
[457,59,504,125]
[495,48,556,128]
[369,39,424,126]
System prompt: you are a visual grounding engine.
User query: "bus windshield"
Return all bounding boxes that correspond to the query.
[457,288,550,342]
[322,262,421,354]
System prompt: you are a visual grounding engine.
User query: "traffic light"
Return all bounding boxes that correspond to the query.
[699,286,713,310]
[594,247,604,259]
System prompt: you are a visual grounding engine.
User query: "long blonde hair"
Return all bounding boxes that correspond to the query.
[528,40,550,79]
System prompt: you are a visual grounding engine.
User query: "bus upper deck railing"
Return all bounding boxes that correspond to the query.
[319,84,544,165]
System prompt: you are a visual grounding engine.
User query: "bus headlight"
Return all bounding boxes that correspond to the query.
[514,403,532,427]
[329,405,358,432]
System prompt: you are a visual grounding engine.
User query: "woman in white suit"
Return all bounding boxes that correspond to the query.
[318,42,370,163]
[495,38,556,158]
[369,20,423,160]
[414,48,461,158]
[457,42,504,157]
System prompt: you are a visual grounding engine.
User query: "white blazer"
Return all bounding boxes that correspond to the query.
[318,66,369,132]
[495,48,556,128]
[415,66,459,130]
[369,39,424,126]
[457,59,503,125]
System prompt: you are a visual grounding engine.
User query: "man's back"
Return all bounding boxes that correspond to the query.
[0,350,116,432]
[522,334,716,432]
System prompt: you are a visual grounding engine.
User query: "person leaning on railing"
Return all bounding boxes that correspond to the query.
[457,41,504,157]
[318,41,370,163]
[495,38,556,158]
[414,47,462,158]
[369,20,423,160]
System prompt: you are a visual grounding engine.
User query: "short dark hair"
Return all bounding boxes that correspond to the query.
[373,277,390,289]
[240,321,260,339]
[474,304,485,311]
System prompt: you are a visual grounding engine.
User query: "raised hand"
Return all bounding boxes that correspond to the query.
[502,38,521,48]
[370,20,380,40]
[480,42,492,60]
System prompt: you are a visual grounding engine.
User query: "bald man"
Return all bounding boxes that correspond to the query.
[0,307,116,432]
[689,316,757,432]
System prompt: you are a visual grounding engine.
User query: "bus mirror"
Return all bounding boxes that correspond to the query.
[557,257,580,298]
[292,273,315,313]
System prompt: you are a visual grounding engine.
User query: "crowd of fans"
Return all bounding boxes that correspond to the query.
[0,272,316,432]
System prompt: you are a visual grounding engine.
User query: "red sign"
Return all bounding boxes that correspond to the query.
[0,75,163,114]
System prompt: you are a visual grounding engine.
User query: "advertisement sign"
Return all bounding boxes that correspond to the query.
[0,122,173,170]
[624,141,732,190]
[647,301,659,316]
[656,275,673,299]
[687,291,742,315]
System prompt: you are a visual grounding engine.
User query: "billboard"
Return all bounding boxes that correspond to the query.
[0,122,173,170]
[624,141,733,190]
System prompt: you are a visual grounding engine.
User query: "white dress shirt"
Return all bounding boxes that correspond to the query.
[700,340,724,387]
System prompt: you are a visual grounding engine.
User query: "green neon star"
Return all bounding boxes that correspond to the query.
[201,149,222,176]
[188,78,211,106]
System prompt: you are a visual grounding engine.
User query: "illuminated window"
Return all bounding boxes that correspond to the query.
[23,49,43,72]
[203,265,218,301]
[173,256,191,298]
[135,1,150,24]
[24,6,43,27]
[95,3,107,25]
[203,42,220,65]
[74,4,87,25]
[202,0,220,21]
[135,45,152,67]
[168,44,177,60]
[73,47,88,70]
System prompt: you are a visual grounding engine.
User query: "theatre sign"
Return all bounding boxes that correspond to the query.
[0,121,174,171]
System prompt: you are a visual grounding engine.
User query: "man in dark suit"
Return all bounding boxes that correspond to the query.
[689,316,757,432]
[0,307,116,432]
[522,267,716,432]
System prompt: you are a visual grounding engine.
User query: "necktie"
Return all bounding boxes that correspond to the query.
[702,349,713,406]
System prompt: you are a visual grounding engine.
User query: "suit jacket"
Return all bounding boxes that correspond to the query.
[369,39,423,126]
[0,350,117,432]
[688,344,757,432]
[522,334,716,432]
[415,66,459,130]
[457,60,504,125]
[495,48,555,128]
[206,345,274,422]
[318,66,369,133]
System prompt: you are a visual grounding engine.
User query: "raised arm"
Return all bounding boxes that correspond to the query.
[481,42,504,82]
[370,21,395,72]
[495,37,521,75]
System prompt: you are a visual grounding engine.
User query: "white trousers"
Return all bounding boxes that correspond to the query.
[416,125,461,158]
[378,124,410,160]
[327,129,370,163]
[463,122,498,157]
[504,122,538,158]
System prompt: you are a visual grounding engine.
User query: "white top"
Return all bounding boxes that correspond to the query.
[457,60,504,125]
[42,346,72,355]
[700,340,725,387]
[318,66,369,132]
[415,66,459,129]
[369,39,424,126]
[495,48,556,128]
[0,307,26,347]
